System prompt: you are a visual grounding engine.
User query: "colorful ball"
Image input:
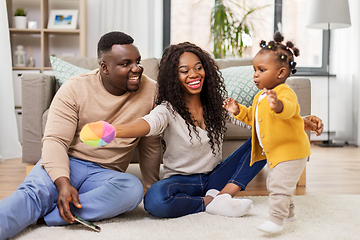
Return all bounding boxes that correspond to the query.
[80,121,115,147]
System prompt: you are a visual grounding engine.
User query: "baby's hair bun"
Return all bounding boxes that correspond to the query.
[268,41,275,49]
[286,41,294,49]
[260,40,266,48]
[293,47,300,57]
[291,62,297,68]
[274,31,284,44]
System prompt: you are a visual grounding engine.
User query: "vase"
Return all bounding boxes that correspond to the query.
[14,45,26,67]
[14,16,27,29]
[27,56,35,67]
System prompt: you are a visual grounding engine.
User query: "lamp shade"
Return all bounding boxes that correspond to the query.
[307,0,351,29]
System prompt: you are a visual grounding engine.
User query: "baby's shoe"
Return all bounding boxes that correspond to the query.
[284,215,297,222]
[257,220,283,234]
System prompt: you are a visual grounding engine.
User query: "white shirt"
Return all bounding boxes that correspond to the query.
[142,102,222,178]
[255,92,266,149]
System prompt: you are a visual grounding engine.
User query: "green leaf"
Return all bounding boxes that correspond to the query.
[210,0,269,58]
[14,7,27,16]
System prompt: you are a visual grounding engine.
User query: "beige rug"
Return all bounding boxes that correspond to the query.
[11,195,360,240]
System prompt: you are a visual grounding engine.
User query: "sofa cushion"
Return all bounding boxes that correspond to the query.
[141,58,160,81]
[50,56,91,86]
[221,66,260,107]
[52,56,160,83]
[215,58,253,69]
[57,55,99,70]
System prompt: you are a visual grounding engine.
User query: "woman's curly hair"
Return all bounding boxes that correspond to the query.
[156,42,228,154]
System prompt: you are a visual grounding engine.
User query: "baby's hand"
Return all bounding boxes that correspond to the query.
[264,88,283,113]
[223,98,240,116]
[80,121,115,147]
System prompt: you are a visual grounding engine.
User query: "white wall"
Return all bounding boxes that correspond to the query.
[85,0,163,59]
[307,0,360,145]
[308,76,332,142]
[1,1,22,159]
[355,1,360,146]
[306,75,357,143]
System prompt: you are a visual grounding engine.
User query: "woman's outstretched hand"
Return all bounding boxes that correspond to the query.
[223,98,240,116]
[80,121,115,147]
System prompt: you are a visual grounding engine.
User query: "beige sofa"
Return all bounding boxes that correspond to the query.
[21,56,311,184]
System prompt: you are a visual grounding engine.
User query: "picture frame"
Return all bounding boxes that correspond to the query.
[47,10,79,29]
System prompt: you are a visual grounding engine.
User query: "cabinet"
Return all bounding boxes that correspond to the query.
[6,0,87,72]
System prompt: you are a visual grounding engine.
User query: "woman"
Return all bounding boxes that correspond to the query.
[82,42,323,218]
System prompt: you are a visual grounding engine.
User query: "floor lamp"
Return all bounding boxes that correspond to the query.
[306,0,351,147]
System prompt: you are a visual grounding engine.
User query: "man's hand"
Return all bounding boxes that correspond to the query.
[223,98,240,116]
[303,115,324,136]
[54,177,82,223]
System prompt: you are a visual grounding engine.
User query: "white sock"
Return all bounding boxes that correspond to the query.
[257,220,283,234]
[205,193,253,217]
[205,189,220,198]
[284,215,297,222]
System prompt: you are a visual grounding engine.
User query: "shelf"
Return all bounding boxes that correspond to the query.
[9,28,41,34]
[12,66,42,71]
[43,29,80,34]
[7,0,87,72]
[9,28,81,34]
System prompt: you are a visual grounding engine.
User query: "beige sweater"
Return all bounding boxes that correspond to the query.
[41,69,161,187]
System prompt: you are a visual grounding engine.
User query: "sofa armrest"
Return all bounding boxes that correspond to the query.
[286,77,311,138]
[286,77,311,117]
[21,73,56,164]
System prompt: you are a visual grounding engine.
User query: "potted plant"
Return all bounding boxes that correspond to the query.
[14,7,28,29]
[210,0,268,58]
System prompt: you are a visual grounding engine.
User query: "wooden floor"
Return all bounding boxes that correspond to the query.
[240,143,360,196]
[1,143,360,200]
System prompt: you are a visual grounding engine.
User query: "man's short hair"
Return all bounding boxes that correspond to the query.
[97,31,134,59]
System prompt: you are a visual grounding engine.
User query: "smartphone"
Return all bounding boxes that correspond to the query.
[73,214,101,233]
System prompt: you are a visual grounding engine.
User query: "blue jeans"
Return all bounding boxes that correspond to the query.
[0,157,143,240]
[143,138,266,218]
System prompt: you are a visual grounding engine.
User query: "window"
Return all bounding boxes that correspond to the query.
[277,0,328,75]
[166,0,327,75]
[169,0,214,52]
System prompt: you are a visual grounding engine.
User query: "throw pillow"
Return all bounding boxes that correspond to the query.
[220,66,260,107]
[50,56,90,86]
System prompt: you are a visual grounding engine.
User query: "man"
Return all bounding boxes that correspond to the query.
[0,31,161,239]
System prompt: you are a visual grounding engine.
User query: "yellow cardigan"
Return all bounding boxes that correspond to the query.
[233,83,311,168]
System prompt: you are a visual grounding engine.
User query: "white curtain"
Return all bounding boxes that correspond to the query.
[332,0,359,145]
[0,1,22,160]
[86,0,163,59]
